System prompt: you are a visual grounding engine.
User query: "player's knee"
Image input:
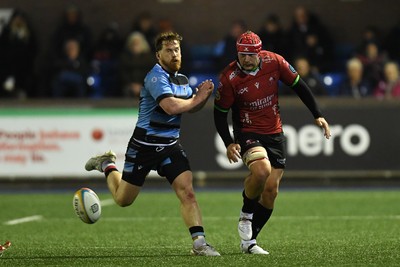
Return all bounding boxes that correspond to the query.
[179,187,197,204]
[114,196,134,207]
[251,166,271,185]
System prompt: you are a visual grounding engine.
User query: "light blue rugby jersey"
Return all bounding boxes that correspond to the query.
[135,64,193,140]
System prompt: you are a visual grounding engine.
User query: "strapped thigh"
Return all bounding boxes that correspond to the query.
[242,146,268,168]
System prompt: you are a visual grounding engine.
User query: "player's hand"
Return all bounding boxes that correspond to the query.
[315,117,331,139]
[226,143,241,163]
[196,79,214,100]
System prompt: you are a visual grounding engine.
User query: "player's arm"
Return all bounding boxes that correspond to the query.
[159,80,213,115]
[213,74,242,162]
[291,76,331,139]
[214,106,241,163]
[213,106,233,147]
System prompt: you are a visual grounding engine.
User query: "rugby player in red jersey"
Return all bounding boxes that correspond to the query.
[214,31,331,254]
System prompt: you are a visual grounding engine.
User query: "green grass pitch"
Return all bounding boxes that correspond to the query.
[0,189,399,266]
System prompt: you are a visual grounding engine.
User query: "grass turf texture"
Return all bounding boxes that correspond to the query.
[0,189,399,266]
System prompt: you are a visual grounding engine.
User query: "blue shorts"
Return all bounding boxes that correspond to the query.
[121,139,191,186]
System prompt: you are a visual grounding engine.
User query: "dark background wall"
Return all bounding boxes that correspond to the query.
[1,0,399,47]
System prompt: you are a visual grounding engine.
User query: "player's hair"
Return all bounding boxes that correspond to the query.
[155,32,183,52]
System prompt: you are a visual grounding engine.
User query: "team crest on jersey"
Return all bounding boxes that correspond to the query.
[268,76,275,86]
[215,90,221,101]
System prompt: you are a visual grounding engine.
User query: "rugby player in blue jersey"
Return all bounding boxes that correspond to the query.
[85,32,220,256]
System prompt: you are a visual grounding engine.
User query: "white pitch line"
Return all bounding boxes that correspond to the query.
[4,215,43,225]
[100,215,400,222]
[101,198,115,207]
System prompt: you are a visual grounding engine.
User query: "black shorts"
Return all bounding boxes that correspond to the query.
[236,132,287,169]
[121,139,191,186]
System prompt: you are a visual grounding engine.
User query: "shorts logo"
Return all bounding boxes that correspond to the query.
[156,146,165,152]
[277,158,286,165]
[245,139,258,145]
[151,76,158,83]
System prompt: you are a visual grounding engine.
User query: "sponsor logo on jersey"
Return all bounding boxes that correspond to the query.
[262,56,273,63]
[229,69,240,80]
[246,94,274,110]
[242,112,252,125]
[238,87,248,95]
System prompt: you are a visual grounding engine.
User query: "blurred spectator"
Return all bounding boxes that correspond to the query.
[158,17,174,33]
[373,61,400,99]
[257,14,287,56]
[119,32,154,98]
[355,25,381,55]
[287,6,334,73]
[281,57,328,96]
[0,9,37,98]
[215,19,247,72]
[51,39,90,98]
[384,20,400,62]
[51,4,92,60]
[339,58,372,98]
[91,22,123,97]
[131,11,157,52]
[356,41,387,88]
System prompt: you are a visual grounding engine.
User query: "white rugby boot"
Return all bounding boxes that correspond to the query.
[241,240,269,255]
[191,238,220,256]
[85,150,116,172]
[191,243,220,256]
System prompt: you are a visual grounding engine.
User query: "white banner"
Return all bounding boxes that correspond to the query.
[0,109,137,178]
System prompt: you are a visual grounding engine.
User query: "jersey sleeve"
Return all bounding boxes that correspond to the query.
[277,54,300,87]
[214,73,235,112]
[146,72,174,103]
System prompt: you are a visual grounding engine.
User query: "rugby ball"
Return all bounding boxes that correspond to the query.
[73,188,102,224]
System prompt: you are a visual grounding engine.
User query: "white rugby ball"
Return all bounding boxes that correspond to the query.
[73,188,102,224]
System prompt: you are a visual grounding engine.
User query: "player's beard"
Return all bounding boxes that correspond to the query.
[162,58,181,72]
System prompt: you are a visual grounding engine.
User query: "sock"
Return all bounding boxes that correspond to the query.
[251,202,273,240]
[189,226,206,248]
[101,161,115,172]
[240,210,253,220]
[241,190,259,214]
[102,161,118,177]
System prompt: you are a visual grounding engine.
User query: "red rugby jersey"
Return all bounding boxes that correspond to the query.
[214,50,298,135]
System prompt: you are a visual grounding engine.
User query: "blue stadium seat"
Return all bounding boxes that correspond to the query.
[320,72,345,96]
[190,44,218,73]
[188,73,219,94]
